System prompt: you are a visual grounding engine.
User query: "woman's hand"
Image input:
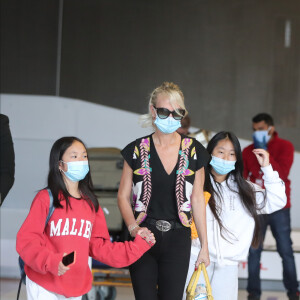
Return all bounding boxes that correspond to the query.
[252,149,270,167]
[58,253,70,276]
[195,247,210,269]
[136,227,156,247]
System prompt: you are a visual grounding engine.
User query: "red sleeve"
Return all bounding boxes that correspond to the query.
[16,190,63,276]
[242,147,250,179]
[89,207,151,268]
[269,141,294,181]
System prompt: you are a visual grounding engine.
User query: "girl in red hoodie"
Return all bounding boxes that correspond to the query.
[16,136,155,300]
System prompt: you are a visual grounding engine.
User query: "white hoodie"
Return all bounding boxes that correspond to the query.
[192,164,287,266]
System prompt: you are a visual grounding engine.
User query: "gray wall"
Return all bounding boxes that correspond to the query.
[1,0,300,149]
[1,0,59,94]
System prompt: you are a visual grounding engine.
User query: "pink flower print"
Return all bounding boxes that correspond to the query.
[133,193,137,204]
[183,169,194,176]
[135,200,145,211]
[181,201,192,211]
[179,212,190,227]
[182,138,193,150]
[134,168,150,176]
[141,138,150,151]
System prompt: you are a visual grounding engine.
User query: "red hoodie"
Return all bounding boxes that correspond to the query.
[16,189,150,297]
[242,132,294,208]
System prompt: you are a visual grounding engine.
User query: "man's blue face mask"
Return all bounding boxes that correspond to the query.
[252,128,271,149]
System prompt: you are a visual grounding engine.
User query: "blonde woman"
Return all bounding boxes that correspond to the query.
[118,82,210,300]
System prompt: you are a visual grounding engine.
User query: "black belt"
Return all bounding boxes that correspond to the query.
[144,218,183,232]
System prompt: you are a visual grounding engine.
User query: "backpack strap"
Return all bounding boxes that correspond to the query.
[46,188,55,225]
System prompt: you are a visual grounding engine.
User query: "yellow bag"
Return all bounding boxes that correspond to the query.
[186,263,214,300]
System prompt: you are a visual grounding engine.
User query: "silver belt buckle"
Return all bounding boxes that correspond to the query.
[156,220,171,232]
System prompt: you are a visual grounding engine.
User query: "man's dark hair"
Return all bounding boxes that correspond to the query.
[252,113,274,126]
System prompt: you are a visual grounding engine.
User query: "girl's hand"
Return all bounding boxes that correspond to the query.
[136,227,156,247]
[252,149,270,167]
[195,247,210,269]
[58,253,70,276]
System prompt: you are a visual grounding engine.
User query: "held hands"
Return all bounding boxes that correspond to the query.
[58,253,70,276]
[137,227,156,247]
[195,247,210,270]
[252,149,270,168]
[129,224,156,247]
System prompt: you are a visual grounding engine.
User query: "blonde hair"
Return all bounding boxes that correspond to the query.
[139,82,188,128]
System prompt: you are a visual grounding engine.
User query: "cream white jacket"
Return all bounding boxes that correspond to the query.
[192,164,287,266]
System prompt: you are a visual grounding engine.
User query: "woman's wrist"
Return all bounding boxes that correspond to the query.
[128,223,140,236]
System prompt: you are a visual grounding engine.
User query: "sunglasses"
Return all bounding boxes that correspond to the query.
[153,106,186,120]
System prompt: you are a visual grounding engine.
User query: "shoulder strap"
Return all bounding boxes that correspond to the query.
[45,188,55,227]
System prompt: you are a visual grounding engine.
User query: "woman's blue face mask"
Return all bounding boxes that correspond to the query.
[154,115,181,134]
[209,156,236,175]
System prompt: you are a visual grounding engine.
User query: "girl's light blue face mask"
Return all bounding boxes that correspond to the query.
[252,129,271,150]
[154,115,181,134]
[209,156,236,175]
[60,160,89,182]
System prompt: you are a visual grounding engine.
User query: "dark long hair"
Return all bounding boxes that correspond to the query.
[47,136,99,212]
[205,131,265,248]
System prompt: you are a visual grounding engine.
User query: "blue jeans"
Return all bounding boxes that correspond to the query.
[247,208,299,297]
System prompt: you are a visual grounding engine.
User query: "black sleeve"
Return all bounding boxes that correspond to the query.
[0,114,15,204]
[121,141,136,170]
[195,140,210,171]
